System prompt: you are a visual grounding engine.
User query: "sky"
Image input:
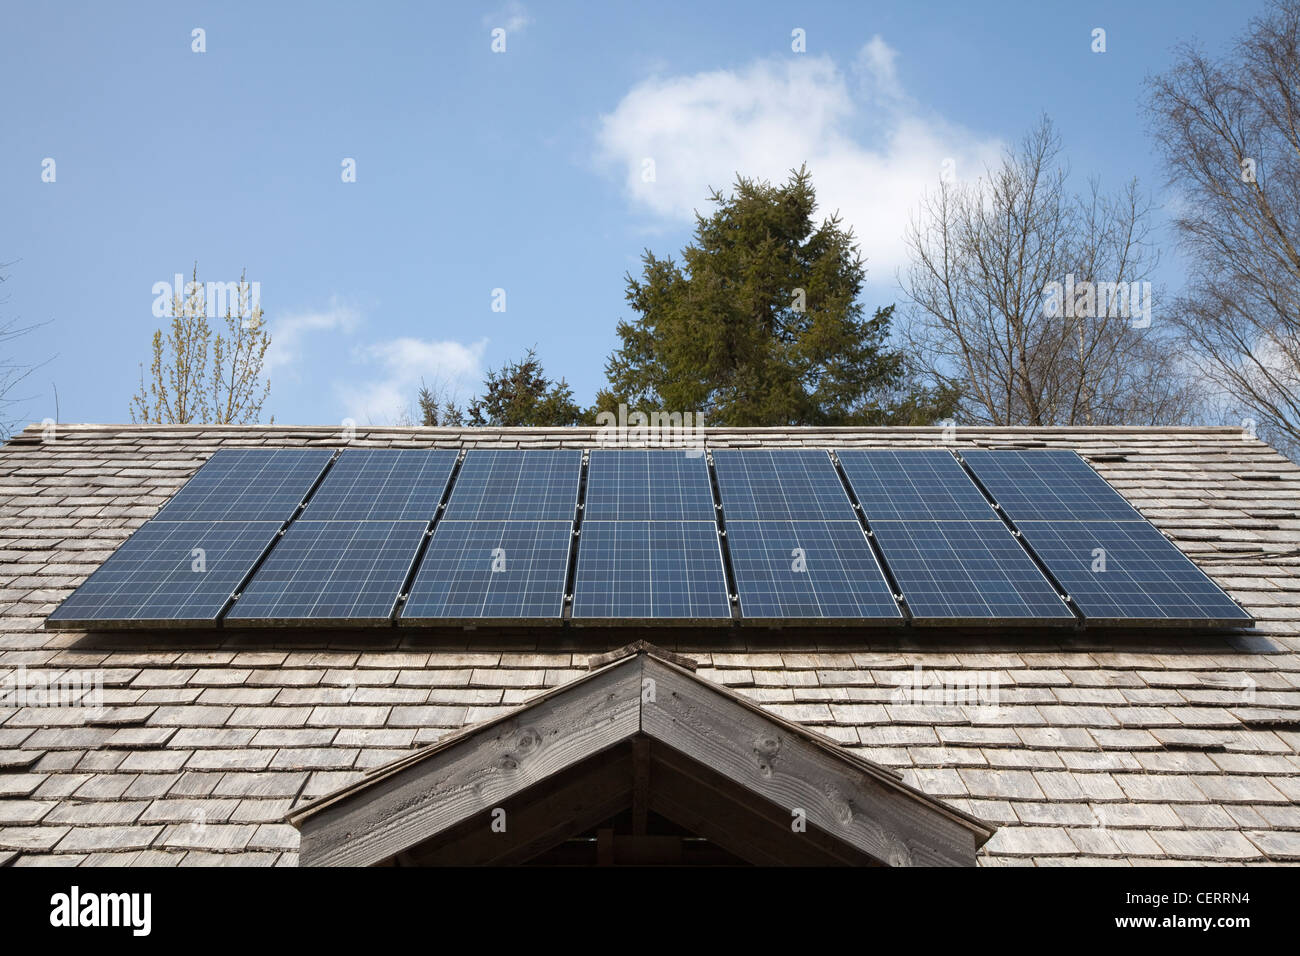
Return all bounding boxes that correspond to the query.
[0,0,1268,428]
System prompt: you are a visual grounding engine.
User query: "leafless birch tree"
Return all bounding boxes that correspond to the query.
[1147,0,1300,456]
[901,117,1197,426]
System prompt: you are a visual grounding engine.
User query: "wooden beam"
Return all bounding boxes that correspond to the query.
[586,640,698,671]
[632,737,650,835]
[298,657,643,866]
[400,746,634,865]
[650,744,876,866]
[640,657,981,866]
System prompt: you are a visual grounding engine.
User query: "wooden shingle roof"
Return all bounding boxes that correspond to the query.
[1,423,1298,866]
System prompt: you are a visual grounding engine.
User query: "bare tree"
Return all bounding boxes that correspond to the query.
[131,266,271,424]
[0,261,50,439]
[901,116,1198,426]
[1147,0,1300,457]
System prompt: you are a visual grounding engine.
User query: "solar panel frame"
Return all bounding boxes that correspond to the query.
[224,519,429,625]
[441,449,582,522]
[724,519,903,622]
[152,448,335,523]
[571,520,731,622]
[45,520,282,628]
[400,519,573,624]
[1014,519,1254,626]
[712,449,857,522]
[584,450,716,521]
[868,519,1074,624]
[300,448,457,521]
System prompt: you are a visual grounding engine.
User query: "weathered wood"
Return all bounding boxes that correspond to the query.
[650,745,876,866]
[632,737,650,835]
[398,746,634,866]
[295,649,994,866]
[640,656,982,866]
[298,658,642,866]
[586,640,698,671]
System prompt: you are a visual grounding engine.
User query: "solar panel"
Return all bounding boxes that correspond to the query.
[584,450,716,521]
[712,449,854,521]
[960,450,1142,522]
[725,520,902,621]
[225,520,427,624]
[838,449,994,521]
[45,521,281,627]
[835,450,1068,622]
[571,520,730,620]
[869,520,1072,622]
[959,450,1248,625]
[1015,520,1253,625]
[153,448,334,522]
[301,448,457,521]
[401,520,571,622]
[442,449,581,521]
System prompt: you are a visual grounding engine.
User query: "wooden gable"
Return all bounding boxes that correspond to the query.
[289,645,996,866]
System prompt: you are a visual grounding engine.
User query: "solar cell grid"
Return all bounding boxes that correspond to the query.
[46,521,281,626]
[153,448,334,523]
[225,520,428,623]
[869,520,1072,621]
[401,520,571,621]
[712,449,854,521]
[960,449,1142,522]
[1015,520,1253,624]
[571,520,730,620]
[837,449,994,522]
[725,519,901,620]
[584,450,715,521]
[442,449,581,521]
[302,448,457,521]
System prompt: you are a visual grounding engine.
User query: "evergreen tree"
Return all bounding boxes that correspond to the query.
[602,166,956,425]
[467,348,586,426]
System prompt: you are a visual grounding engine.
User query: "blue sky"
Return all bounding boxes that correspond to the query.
[0,0,1265,427]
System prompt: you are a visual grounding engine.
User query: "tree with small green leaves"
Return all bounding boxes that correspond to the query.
[600,166,957,426]
[131,265,271,424]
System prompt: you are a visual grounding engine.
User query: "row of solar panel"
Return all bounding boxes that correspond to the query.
[46,446,1252,628]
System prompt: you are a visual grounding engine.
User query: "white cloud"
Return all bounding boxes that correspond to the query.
[266,299,360,380]
[335,337,488,424]
[486,1,531,34]
[855,34,902,101]
[595,41,1005,284]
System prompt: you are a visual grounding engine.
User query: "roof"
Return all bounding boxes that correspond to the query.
[1,423,1299,866]
[290,643,996,866]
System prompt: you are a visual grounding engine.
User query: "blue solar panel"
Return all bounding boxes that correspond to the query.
[869,520,1072,622]
[46,521,281,626]
[584,450,716,521]
[572,521,730,620]
[153,448,334,522]
[712,449,854,521]
[1015,520,1252,624]
[961,450,1142,522]
[442,450,581,521]
[725,520,901,620]
[301,448,457,521]
[401,520,571,621]
[225,520,427,623]
[838,449,994,521]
